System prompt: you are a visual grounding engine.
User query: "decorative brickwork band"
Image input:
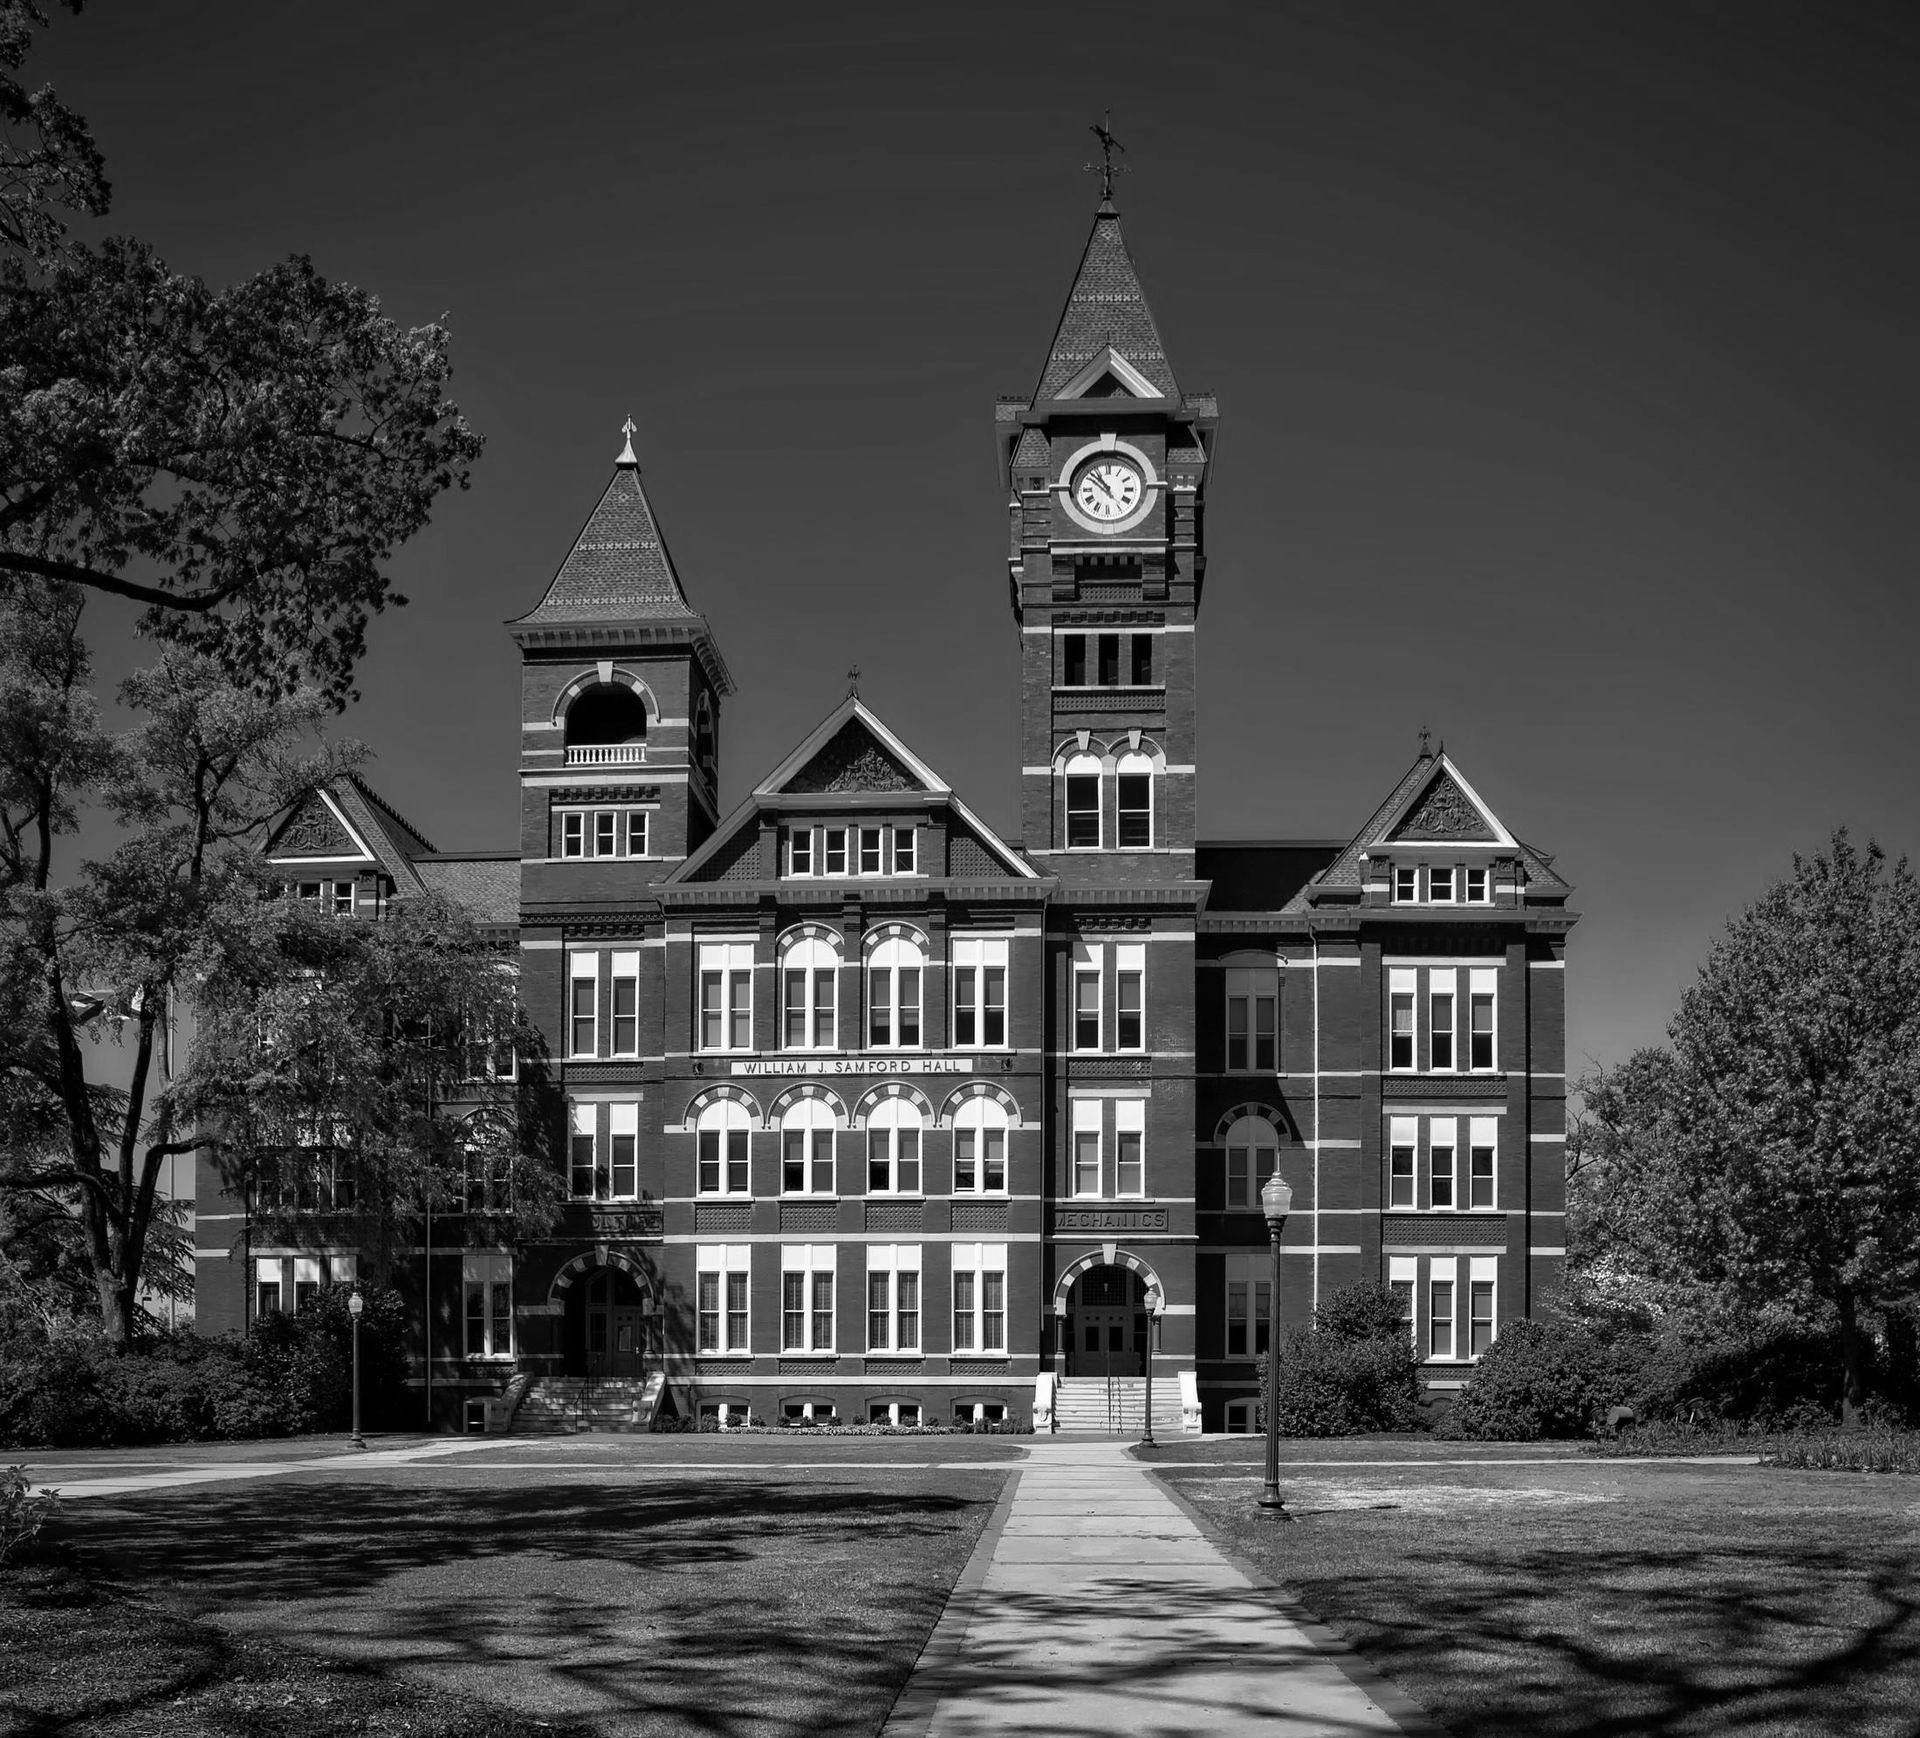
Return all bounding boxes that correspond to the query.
[865,1201,924,1233]
[693,1203,752,1235]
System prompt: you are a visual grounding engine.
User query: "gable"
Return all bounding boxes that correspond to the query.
[784,721,921,796]
[947,820,1016,880]
[684,822,763,883]
[1054,346,1165,402]
[268,789,373,863]
[1386,769,1500,843]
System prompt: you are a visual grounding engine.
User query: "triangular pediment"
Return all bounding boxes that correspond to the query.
[267,788,375,864]
[1383,766,1508,845]
[1055,347,1164,402]
[784,721,921,796]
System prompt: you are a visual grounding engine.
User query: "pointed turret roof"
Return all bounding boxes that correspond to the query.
[1032,206,1180,402]
[512,441,700,627]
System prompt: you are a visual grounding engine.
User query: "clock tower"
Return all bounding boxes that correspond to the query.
[997,190,1216,886]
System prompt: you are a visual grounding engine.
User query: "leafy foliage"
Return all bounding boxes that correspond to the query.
[0,1461,58,1562]
[1257,1282,1425,1436]
[1452,1317,1639,1440]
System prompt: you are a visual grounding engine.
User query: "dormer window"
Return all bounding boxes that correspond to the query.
[1394,865,1418,903]
[1429,866,1455,904]
[1465,867,1489,903]
[785,824,919,879]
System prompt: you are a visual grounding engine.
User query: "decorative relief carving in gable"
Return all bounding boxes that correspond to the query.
[787,726,916,795]
[274,795,359,858]
[1392,773,1495,841]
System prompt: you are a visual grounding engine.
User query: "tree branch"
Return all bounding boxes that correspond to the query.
[0,548,242,612]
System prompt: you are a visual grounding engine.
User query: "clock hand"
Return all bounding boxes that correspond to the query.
[1085,473,1117,505]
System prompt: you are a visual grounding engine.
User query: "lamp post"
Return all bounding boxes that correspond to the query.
[1141,1283,1164,1447]
[1258,1172,1292,1516]
[348,1288,367,1450]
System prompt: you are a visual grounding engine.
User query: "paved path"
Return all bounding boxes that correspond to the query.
[885,1437,1426,1738]
[21,1437,507,1500]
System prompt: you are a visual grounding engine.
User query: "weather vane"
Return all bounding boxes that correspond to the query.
[846,663,861,698]
[616,415,638,465]
[1084,111,1129,205]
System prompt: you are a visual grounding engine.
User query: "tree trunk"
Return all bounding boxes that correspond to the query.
[1836,1288,1867,1429]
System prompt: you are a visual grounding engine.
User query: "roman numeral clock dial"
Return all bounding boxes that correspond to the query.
[1072,456,1144,522]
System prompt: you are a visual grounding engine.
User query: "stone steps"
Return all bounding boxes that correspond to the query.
[1053,1377,1185,1436]
[509,1374,663,1434]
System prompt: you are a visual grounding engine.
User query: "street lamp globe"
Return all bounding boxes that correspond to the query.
[1260,1172,1293,1229]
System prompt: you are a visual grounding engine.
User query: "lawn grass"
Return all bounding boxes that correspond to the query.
[1154,1454,1920,1738]
[6,1456,1011,1737]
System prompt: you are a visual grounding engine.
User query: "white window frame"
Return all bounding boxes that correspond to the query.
[555,805,653,859]
[780,1099,838,1196]
[1428,1256,1457,1360]
[824,827,849,875]
[1389,1255,1418,1350]
[865,1098,923,1195]
[781,1243,836,1353]
[1115,750,1154,850]
[780,932,839,1051]
[462,1251,513,1359]
[607,1100,639,1200]
[952,1097,1009,1194]
[1072,940,1103,1053]
[568,950,598,1059]
[696,1243,752,1355]
[1469,1115,1497,1210]
[1428,967,1457,1073]
[951,936,1009,1050]
[951,1242,1007,1355]
[1389,1115,1418,1211]
[892,826,917,875]
[1115,1097,1146,1198]
[696,1099,753,1197]
[255,1256,285,1317]
[1224,1252,1272,1358]
[1225,965,1279,1072]
[1468,1255,1498,1359]
[866,933,925,1050]
[787,826,814,876]
[1388,967,1417,1072]
[609,950,639,1058]
[1464,865,1490,903]
[1114,942,1145,1052]
[698,940,754,1054]
[1429,1116,1458,1210]
[569,1102,597,1199]
[866,1243,921,1353]
[1429,864,1455,904]
[1468,967,1498,1072]
[1070,1097,1103,1198]
[1225,1115,1279,1209]
[1063,752,1102,850]
[1393,863,1419,904]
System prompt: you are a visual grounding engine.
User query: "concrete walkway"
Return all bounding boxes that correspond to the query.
[884,1437,1427,1737]
[21,1437,507,1500]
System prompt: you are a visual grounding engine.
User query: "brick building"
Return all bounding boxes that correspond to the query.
[195,196,1575,1431]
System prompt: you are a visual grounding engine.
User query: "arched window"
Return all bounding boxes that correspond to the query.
[696,1098,752,1196]
[1225,1116,1279,1209]
[1116,750,1154,849]
[461,1112,514,1213]
[780,932,838,1050]
[781,1099,837,1196]
[952,1096,1008,1194]
[866,1097,923,1194]
[1064,752,1102,849]
[867,932,924,1049]
[564,683,648,750]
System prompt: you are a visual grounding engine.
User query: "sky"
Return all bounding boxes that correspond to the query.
[28,0,1920,1074]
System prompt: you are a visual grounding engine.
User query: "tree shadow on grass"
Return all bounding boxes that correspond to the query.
[55,1477,1003,1738]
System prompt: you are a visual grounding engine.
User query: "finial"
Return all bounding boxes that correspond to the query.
[1419,727,1432,758]
[1083,111,1129,211]
[616,415,638,467]
[846,663,861,699]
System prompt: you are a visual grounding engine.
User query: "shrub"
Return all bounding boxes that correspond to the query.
[1,1465,59,1564]
[1454,1317,1638,1440]
[1256,1282,1424,1437]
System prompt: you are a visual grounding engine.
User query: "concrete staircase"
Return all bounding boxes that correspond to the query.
[1052,1375,1186,1437]
[510,1372,665,1434]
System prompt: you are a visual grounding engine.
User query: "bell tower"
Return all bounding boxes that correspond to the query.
[997,174,1216,886]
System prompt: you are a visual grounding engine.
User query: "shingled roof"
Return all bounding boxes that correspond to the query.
[512,453,700,626]
[1032,207,1180,402]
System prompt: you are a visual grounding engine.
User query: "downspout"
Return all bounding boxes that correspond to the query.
[1311,930,1321,1318]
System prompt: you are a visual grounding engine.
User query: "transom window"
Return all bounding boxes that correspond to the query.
[697,1244,750,1354]
[865,1098,923,1194]
[697,1099,752,1196]
[558,807,651,859]
[866,932,925,1049]
[1224,1116,1279,1209]
[952,1097,1009,1194]
[785,824,918,878]
[867,1244,921,1352]
[780,932,838,1050]
[1225,965,1279,1071]
[698,941,754,1052]
[952,1242,1007,1353]
[781,1244,835,1353]
[781,1100,837,1196]
[951,936,1008,1048]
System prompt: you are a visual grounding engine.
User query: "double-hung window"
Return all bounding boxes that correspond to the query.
[1429,1263,1456,1360]
[1115,944,1145,1051]
[1115,1099,1145,1197]
[781,932,838,1050]
[1389,968,1416,1071]
[1226,1116,1279,1209]
[1389,1115,1417,1210]
[570,1104,597,1198]
[952,1098,1008,1193]
[859,827,884,875]
[866,1244,921,1352]
[1429,1116,1457,1209]
[1429,969,1456,1072]
[1224,1253,1272,1357]
[697,1100,752,1196]
[255,1257,284,1317]
[1071,1098,1102,1198]
[1469,968,1497,1070]
[1116,752,1153,848]
[781,1244,835,1353]
[568,951,598,1058]
[1388,1256,1418,1349]
[952,1243,1007,1353]
[1064,753,1102,848]
[698,941,754,1052]
[557,806,650,858]
[866,932,924,1049]
[951,937,1008,1048]
[1465,866,1490,903]
[697,1245,752,1354]
[1469,1116,1497,1209]
[463,1252,512,1358]
[1429,865,1455,903]
[781,1100,836,1195]
[608,1101,638,1199]
[1072,941,1102,1051]
[609,951,639,1057]
[866,1099,922,1193]
[1394,864,1418,903]
[1469,1257,1497,1357]
[1225,965,1279,1071]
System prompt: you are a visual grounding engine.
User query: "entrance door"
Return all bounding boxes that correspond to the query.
[610,1308,643,1377]
[1077,1307,1137,1378]
[582,1270,648,1378]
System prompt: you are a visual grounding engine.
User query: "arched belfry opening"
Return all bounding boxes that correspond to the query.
[565,682,648,752]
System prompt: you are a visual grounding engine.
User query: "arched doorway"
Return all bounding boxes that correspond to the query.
[559,1262,652,1378]
[1065,1264,1151,1378]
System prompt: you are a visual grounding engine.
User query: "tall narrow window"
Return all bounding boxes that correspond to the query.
[1389,968,1416,1071]
[1389,1116,1418,1210]
[781,1100,836,1196]
[953,1097,1009,1193]
[866,1245,921,1352]
[625,811,649,857]
[1469,1261,1496,1357]
[1430,1117,1457,1210]
[610,951,639,1057]
[859,827,884,875]
[866,931,925,1049]
[781,932,838,1050]
[697,1245,751,1353]
[1097,633,1121,685]
[893,828,916,874]
[1062,634,1087,686]
[1469,968,1497,1070]
[609,1101,638,1199]
[1429,970,1456,1071]
[1064,753,1102,848]
[698,942,754,1052]
[562,813,585,858]
[568,952,598,1058]
[255,1257,284,1318]
[1072,941,1102,1051]
[952,936,1009,1048]
[1226,1117,1279,1209]
[865,1100,923,1193]
[570,1104,596,1199]
[952,1244,1007,1353]
[1394,865,1418,904]
[1465,866,1489,903]
[825,828,849,875]
[1429,865,1455,903]
[1469,1116,1497,1210]
[1389,1256,1418,1348]
[1225,966,1279,1071]
[1115,1099,1145,1197]
[1429,1268,1456,1359]
[1116,752,1153,849]
[463,1253,512,1357]
[696,1100,752,1196]
[1071,1097,1102,1197]
[1115,943,1145,1050]
[788,828,814,876]
[1131,634,1153,685]
[780,1245,835,1352]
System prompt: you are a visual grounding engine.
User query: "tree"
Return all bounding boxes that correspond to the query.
[2,3,483,707]
[1624,834,1920,1424]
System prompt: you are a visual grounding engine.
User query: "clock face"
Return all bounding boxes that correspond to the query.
[1072,457,1145,523]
